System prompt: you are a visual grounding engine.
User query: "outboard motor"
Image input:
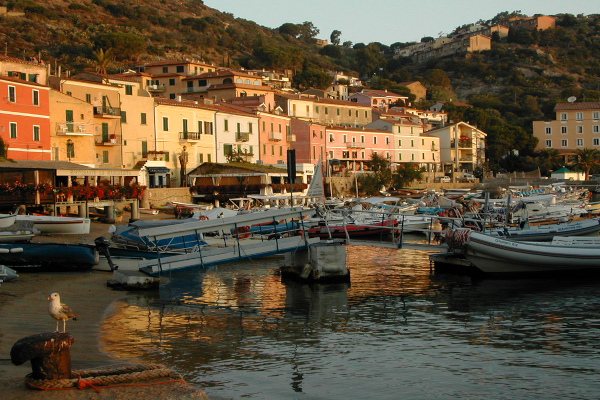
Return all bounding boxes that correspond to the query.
[94,236,118,271]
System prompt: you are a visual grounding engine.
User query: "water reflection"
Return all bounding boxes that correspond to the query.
[100,246,600,399]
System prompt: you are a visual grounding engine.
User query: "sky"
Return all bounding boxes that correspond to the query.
[202,0,598,45]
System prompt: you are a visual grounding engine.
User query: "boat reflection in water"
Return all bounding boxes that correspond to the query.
[100,243,600,400]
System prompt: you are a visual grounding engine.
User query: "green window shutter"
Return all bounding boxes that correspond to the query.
[142,141,147,155]
[125,85,133,95]
[141,113,147,124]
[165,151,170,162]
[163,117,169,131]
[224,120,228,131]
[66,110,74,132]
[224,144,232,156]
[103,151,109,163]
[102,123,109,142]
[121,110,127,123]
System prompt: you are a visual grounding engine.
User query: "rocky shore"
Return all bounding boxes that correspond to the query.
[0,212,209,399]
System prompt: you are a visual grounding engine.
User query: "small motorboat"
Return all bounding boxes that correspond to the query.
[306,219,398,239]
[0,243,97,271]
[0,214,17,229]
[15,215,91,234]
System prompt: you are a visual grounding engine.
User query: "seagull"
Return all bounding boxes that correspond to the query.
[48,293,78,333]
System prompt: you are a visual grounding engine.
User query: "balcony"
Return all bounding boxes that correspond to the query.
[55,122,93,136]
[179,131,202,141]
[236,132,250,142]
[451,139,472,148]
[269,131,283,141]
[94,106,121,117]
[95,135,120,146]
[346,142,365,149]
[147,84,166,92]
[286,133,296,143]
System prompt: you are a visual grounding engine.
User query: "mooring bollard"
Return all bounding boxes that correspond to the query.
[10,332,74,380]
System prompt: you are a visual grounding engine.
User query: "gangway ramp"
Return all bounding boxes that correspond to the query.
[136,207,318,275]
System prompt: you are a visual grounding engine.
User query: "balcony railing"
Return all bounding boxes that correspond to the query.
[55,122,93,136]
[94,106,121,117]
[95,135,120,146]
[451,139,472,148]
[147,84,166,92]
[346,142,365,148]
[236,132,250,142]
[179,131,202,141]
[269,131,283,141]
[286,133,296,143]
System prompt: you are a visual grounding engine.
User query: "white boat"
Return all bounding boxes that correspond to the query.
[484,217,600,241]
[15,215,91,234]
[445,228,600,275]
[0,214,17,229]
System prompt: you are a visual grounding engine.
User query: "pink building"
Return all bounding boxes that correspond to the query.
[257,108,293,165]
[326,126,395,171]
[0,76,51,160]
[290,119,327,165]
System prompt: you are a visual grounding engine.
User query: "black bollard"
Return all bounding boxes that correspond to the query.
[11,332,74,380]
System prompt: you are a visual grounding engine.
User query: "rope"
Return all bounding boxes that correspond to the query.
[24,363,185,391]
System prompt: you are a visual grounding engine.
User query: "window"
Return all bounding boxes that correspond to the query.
[325,107,329,115]
[86,94,91,103]
[361,151,365,158]
[249,123,253,133]
[102,123,109,142]
[176,66,184,73]
[594,138,599,146]
[561,139,568,147]
[398,139,402,147]
[162,67,168,73]
[125,85,133,95]
[224,144,233,156]
[386,137,390,145]
[198,121,204,134]
[8,86,16,102]
[316,106,320,113]
[224,119,229,131]
[361,135,365,143]
[343,134,347,143]
[141,113,147,125]
[236,122,241,133]
[561,113,568,121]
[103,150,109,163]
[198,153,204,163]
[169,79,175,86]
[163,117,169,131]
[373,137,377,144]
[142,141,147,156]
[411,140,414,147]
[67,142,75,159]
[422,153,425,160]
[33,125,40,141]
[545,127,552,135]
[32,90,39,106]
[9,122,17,138]
[594,126,600,133]
[594,112,599,120]
[411,153,415,161]
[121,110,127,123]
[208,154,212,162]
[577,126,583,134]
[336,108,340,116]
[577,138,584,146]
[561,126,568,134]
[576,112,583,121]
[348,110,352,116]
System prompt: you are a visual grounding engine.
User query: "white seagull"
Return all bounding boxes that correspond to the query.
[48,293,78,332]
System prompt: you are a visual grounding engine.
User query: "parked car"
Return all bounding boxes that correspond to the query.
[436,176,451,183]
[460,173,476,183]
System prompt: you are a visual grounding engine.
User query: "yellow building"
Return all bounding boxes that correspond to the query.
[154,98,217,186]
[533,101,600,158]
[49,90,96,167]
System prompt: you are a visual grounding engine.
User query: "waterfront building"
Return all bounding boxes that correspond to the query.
[425,122,486,174]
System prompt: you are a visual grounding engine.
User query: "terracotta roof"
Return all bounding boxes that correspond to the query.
[135,59,215,68]
[195,69,260,80]
[0,74,48,88]
[0,160,91,170]
[326,125,389,134]
[276,93,372,108]
[361,89,407,98]
[0,54,47,67]
[554,102,600,111]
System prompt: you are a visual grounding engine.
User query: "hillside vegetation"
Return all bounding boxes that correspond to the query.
[1,1,599,172]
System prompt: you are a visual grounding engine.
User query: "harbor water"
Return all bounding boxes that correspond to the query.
[99,242,600,399]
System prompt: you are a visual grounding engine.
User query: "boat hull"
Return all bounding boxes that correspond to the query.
[16,215,91,234]
[307,220,398,239]
[0,243,98,271]
[484,218,600,241]
[452,230,600,275]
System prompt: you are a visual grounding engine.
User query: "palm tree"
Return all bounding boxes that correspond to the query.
[537,148,563,170]
[93,48,115,74]
[572,148,600,180]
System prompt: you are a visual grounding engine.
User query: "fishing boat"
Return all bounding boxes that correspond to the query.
[306,219,398,239]
[15,215,91,234]
[483,216,600,241]
[111,219,209,251]
[0,213,17,229]
[0,243,97,271]
[444,229,600,275]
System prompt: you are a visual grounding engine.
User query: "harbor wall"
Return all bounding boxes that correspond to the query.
[145,187,192,208]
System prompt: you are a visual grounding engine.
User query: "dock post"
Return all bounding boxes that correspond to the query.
[130,199,140,221]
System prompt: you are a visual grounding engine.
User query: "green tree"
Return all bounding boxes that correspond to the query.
[330,30,341,46]
[572,148,600,179]
[392,164,423,188]
[354,43,387,77]
[92,48,115,74]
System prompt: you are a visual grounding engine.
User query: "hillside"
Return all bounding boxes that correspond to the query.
[1,1,599,172]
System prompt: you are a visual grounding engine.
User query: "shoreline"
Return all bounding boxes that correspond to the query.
[0,212,210,399]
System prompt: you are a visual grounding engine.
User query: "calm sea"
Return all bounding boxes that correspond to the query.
[100,243,600,400]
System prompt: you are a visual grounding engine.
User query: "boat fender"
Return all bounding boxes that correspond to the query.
[233,226,251,239]
[0,248,9,253]
[10,247,24,253]
[199,215,209,220]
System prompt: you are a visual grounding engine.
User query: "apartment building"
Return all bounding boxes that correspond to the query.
[503,16,556,31]
[326,126,395,171]
[290,119,327,165]
[426,122,486,173]
[182,70,274,103]
[0,75,51,160]
[349,89,408,109]
[276,94,372,127]
[49,90,96,166]
[154,98,217,186]
[256,106,294,165]
[213,103,259,164]
[0,54,49,84]
[533,101,600,155]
